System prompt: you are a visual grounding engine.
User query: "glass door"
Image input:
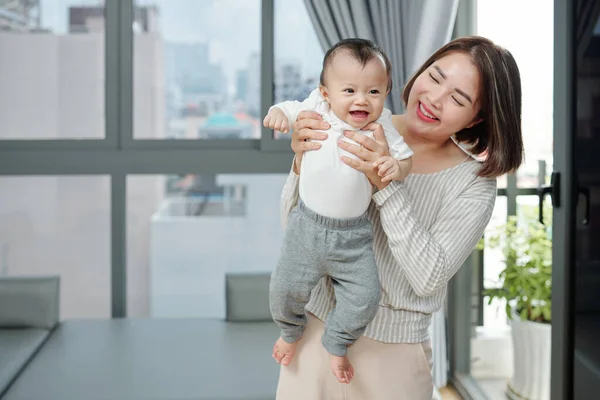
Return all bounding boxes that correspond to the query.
[551,0,600,398]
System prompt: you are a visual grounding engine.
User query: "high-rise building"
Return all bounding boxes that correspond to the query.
[274,63,302,103]
[245,52,260,117]
[236,69,248,102]
[0,0,40,32]
[68,3,159,33]
[165,41,227,114]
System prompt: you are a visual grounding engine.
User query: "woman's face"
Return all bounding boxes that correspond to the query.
[405,51,482,141]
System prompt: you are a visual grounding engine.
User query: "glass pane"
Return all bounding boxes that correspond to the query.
[0,1,105,139]
[0,176,110,319]
[477,0,554,189]
[473,2,554,397]
[133,0,261,140]
[272,0,323,139]
[482,196,507,327]
[574,1,600,397]
[127,174,287,317]
[472,195,513,384]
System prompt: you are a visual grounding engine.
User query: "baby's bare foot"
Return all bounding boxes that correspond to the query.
[272,337,297,366]
[330,354,354,384]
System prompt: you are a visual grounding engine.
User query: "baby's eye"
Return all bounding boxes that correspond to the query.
[343,88,354,93]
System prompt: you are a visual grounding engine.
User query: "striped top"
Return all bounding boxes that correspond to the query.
[280,156,497,343]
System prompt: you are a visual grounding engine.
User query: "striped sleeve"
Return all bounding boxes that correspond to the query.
[279,162,300,228]
[372,177,496,297]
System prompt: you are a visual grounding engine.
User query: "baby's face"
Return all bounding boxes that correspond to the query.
[320,51,390,129]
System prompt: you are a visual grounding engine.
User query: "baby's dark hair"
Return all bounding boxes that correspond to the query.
[319,38,393,91]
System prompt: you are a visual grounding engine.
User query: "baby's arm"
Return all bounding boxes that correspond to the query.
[374,156,413,182]
[374,109,414,182]
[263,89,322,133]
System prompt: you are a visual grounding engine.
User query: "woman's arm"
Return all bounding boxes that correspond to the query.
[373,177,497,297]
[337,127,496,297]
[280,162,300,228]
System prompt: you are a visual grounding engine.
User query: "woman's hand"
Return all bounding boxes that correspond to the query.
[338,122,391,190]
[288,111,329,174]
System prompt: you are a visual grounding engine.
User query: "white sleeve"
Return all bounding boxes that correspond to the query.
[377,109,413,160]
[269,88,322,125]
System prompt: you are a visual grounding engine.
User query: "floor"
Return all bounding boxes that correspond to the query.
[440,386,463,400]
[477,379,509,400]
[439,380,509,400]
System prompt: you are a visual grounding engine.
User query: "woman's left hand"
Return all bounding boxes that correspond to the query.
[338,122,391,190]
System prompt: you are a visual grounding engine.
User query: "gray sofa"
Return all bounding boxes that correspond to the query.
[0,273,280,400]
[0,276,60,398]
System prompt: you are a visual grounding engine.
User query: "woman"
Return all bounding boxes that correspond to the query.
[275,36,523,399]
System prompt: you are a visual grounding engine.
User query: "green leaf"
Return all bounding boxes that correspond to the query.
[542,307,551,322]
[531,307,542,320]
[482,207,553,323]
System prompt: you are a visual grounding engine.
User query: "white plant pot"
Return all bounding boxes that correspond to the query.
[507,313,552,400]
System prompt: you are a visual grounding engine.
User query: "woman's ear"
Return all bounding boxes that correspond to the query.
[466,117,483,129]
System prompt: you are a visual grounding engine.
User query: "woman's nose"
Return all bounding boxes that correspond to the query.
[429,90,444,110]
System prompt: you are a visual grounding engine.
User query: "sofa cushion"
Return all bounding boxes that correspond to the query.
[2,319,280,400]
[0,329,49,396]
[226,272,272,322]
[0,276,60,329]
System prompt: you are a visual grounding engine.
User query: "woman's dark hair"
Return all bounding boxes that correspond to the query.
[403,36,524,178]
[319,38,393,91]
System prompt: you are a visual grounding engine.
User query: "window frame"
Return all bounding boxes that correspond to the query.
[0,0,293,319]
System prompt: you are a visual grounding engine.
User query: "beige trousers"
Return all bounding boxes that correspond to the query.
[276,314,434,400]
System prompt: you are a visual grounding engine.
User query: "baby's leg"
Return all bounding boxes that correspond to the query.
[322,222,380,383]
[269,206,326,366]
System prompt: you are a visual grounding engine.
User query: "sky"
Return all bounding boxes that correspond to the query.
[40,0,324,87]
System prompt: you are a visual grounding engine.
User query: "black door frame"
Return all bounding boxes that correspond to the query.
[551,0,576,399]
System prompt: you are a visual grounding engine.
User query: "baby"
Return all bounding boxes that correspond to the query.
[265,38,413,384]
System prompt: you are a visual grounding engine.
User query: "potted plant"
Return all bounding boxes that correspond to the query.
[478,204,552,400]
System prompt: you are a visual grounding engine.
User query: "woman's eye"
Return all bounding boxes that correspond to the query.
[452,96,464,107]
[429,73,439,84]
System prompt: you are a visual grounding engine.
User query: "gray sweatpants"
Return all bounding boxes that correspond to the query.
[269,201,380,357]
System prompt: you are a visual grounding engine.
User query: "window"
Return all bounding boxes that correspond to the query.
[127,174,287,318]
[0,1,105,140]
[477,0,554,188]
[133,0,262,140]
[476,0,554,326]
[273,0,323,139]
[472,1,554,397]
[0,0,297,321]
[0,176,111,319]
